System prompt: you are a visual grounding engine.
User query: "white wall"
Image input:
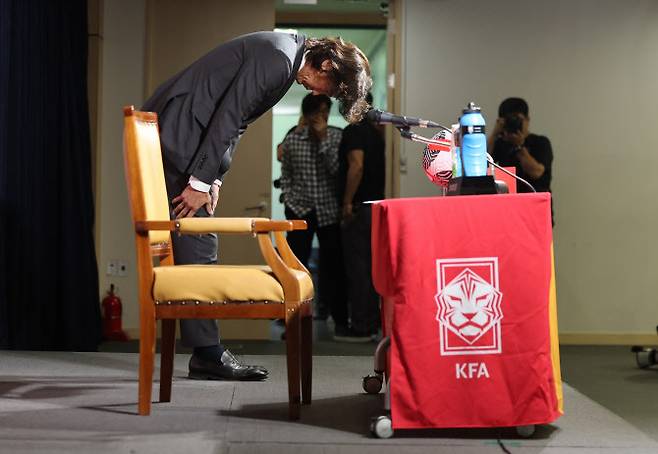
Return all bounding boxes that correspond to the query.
[97,0,146,334]
[400,0,658,338]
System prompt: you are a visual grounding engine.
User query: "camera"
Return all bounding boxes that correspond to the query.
[503,114,523,134]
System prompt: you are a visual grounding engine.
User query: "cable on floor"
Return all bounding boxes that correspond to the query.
[497,434,512,454]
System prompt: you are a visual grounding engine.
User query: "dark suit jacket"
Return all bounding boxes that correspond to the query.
[143,32,306,184]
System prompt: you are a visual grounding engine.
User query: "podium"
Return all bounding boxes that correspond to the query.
[370,193,562,431]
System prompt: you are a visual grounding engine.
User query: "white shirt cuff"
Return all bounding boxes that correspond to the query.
[188,176,222,192]
[188,176,210,192]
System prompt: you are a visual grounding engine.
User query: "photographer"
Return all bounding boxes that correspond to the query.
[488,97,554,222]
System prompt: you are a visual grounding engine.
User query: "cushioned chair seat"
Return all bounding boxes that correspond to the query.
[153,265,313,303]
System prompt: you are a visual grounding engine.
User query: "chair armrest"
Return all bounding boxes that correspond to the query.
[253,219,307,232]
[178,217,267,234]
[135,219,255,234]
[135,220,176,233]
[289,220,308,231]
[180,218,309,234]
[135,217,308,234]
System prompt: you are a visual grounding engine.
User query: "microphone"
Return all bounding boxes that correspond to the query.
[367,109,443,128]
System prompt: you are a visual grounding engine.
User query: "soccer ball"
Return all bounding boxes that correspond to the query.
[422,129,454,188]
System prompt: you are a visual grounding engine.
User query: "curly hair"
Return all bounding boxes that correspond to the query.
[305,37,373,123]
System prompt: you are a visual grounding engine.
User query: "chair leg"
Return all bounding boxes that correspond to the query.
[301,314,312,405]
[138,315,156,416]
[285,310,301,420]
[159,319,176,403]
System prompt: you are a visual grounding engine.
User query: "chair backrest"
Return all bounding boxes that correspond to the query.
[123,105,171,247]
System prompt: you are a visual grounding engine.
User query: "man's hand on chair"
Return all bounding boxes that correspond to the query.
[173,185,211,218]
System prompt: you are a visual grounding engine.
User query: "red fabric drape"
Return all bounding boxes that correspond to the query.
[372,193,561,429]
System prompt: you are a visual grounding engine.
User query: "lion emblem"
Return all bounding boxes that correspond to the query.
[435,268,503,345]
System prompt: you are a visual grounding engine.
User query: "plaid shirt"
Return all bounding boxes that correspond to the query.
[280,126,342,227]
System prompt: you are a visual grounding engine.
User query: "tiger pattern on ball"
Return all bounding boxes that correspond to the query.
[422,129,454,187]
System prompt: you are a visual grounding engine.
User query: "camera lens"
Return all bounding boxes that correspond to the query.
[504,115,522,133]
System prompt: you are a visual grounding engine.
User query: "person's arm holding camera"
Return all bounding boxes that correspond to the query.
[503,129,545,180]
[494,111,546,181]
[516,146,545,180]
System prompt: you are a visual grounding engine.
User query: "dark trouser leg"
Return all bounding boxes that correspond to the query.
[284,206,316,268]
[173,213,220,347]
[342,204,379,334]
[164,167,220,348]
[317,222,348,328]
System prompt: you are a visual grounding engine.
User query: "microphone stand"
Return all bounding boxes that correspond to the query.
[395,126,536,195]
[396,126,452,196]
[395,126,450,147]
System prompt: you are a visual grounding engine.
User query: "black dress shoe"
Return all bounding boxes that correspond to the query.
[188,350,268,381]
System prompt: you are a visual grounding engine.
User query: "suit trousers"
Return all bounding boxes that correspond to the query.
[341,204,380,334]
[284,207,348,327]
[164,165,221,348]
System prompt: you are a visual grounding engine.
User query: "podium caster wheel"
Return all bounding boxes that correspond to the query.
[634,348,656,369]
[370,415,393,439]
[516,425,535,438]
[363,374,383,394]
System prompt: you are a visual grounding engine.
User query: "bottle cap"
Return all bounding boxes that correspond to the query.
[462,102,481,114]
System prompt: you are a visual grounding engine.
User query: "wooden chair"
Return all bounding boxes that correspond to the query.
[122,105,314,420]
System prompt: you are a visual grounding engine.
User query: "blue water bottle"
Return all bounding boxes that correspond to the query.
[459,102,487,177]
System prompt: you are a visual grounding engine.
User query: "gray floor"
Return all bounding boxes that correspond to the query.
[560,345,658,443]
[101,320,658,445]
[1,345,658,453]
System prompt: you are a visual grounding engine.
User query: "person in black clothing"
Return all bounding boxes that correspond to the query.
[335,93,386,342]
[488,97,554,223]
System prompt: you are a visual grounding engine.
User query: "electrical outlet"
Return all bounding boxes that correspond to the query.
[106,260,117,276]
[118,260,127,277]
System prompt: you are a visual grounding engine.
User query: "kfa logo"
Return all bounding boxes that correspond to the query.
[435,257,503,356]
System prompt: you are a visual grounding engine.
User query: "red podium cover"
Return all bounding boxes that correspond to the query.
[372,193,562,429]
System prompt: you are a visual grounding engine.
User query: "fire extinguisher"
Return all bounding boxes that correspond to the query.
[102,284,129,341]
